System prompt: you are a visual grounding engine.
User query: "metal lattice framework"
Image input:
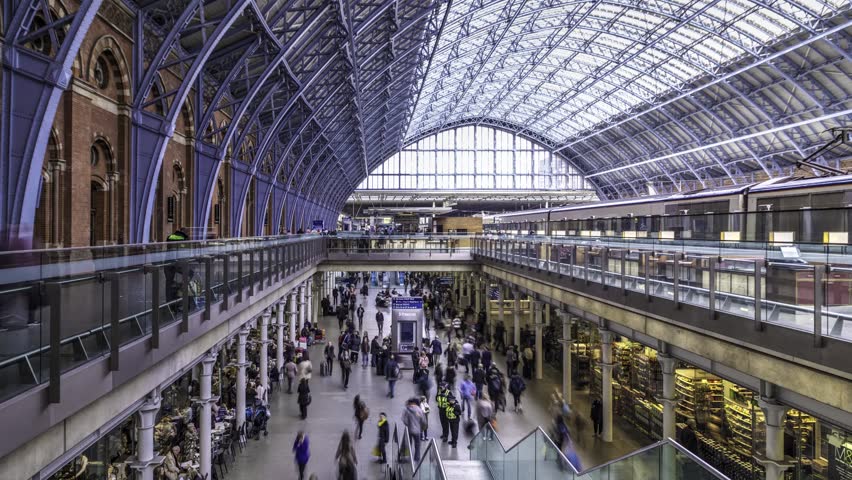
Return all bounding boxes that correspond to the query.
[406,0,852,198]
[2,0,444,240]
[2,0,851,243]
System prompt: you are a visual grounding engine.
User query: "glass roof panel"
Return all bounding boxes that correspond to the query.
[405,0,840,145]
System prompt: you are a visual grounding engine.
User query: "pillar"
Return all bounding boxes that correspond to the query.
[474,276,482,318]
[657,353,679,440]
[311,275,320,324]
[758,397,792,480]
[133,392,162,480]
[298,283,306,332]
[599,328,614,442]
[276,300,285,381]
[236,327,249,430]
[288,290,297,342]
[512,290,521,347]
[484,278,492,339]
[497,285,505,345]
[259,311,270,392]
[534,301,543,380]
[199,352,217,479]
[557,311,572,404]
[306,278,314,326]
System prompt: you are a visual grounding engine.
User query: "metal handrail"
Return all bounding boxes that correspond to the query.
[469,422,581,475]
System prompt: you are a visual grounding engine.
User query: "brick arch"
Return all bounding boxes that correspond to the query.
[90,133,116,170]
[86,35,131,103]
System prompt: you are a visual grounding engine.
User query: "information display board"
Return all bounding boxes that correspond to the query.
[391,296,424,356]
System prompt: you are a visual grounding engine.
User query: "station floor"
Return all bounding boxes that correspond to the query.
[226,284,650,479]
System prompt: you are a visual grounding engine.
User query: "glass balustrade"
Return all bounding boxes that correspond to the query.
[469,423,727,480]
[474,237,852,346]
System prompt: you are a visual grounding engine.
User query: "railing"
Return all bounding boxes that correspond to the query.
[469,422,581,478]
[0,235,326,404]
[469,422,727,480]
[327,235,475,253]
[392,423,447,480]
[474,237,852,346]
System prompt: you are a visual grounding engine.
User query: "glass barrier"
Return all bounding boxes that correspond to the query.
[475,238,852,345]
[0,235,325,404]
[469,423,727,480]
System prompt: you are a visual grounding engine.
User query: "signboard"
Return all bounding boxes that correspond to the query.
[312,220,324,230]
[392,297,423,310]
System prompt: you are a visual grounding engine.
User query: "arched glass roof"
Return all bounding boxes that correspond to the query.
[403,0,852,198]
[358,125,596,191]
[408,0,847,141]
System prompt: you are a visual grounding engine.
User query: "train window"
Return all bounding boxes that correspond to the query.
[811,192,845,209]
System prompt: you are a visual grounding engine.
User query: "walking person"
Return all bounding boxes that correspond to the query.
[293,431,310,480]
[370,335,380,367]
[429,336,442,366]
[360,334,370,368]
[332,288,339,306]
[353,395,369,439]
[376,413,390,464]
[336,431,358,480]
[297,378,311,419]
[402,398,426,463]
[384,354,400,398]
[506,346,518,376]
[284,357,298,394]
[375,310,385,336]
[324,343,335,376]
[356,305,365,331]
[591,398,603,436]
[340,350,352,389]
[459,375,476,420]
[476,393,494,437]
[509,371,526,412]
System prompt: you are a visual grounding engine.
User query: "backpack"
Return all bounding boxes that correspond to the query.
[358,403,370,421]
[391,363,400,379]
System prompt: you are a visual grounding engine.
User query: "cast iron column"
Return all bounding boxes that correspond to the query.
[236,328,249,431]
[134,391,162,480]
[599,328,614,443]
[199,352,217,479]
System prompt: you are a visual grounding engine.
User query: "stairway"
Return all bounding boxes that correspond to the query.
[441,460,491,479]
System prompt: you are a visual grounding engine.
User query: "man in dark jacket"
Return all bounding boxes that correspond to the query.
[370,336,381,367]
[375,310,385,336]
[430,337,442,366]
[356,305,365,330]
[377,412,390,464]
[473,363,486,400]
[384,355,400,398]
[591,399,604,436]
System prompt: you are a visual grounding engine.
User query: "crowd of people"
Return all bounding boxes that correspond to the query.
[275,271,588,479]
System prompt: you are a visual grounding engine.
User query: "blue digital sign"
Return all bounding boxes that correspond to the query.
[392,297,423,310]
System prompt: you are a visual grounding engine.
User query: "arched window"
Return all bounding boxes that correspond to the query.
[358,125,594,191]
[93,55,110,89]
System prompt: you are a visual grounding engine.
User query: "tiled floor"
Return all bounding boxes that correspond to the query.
[225,281,651,479]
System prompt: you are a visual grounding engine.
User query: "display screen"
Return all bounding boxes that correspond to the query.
[400,322,415,343]
[392,297,423,310]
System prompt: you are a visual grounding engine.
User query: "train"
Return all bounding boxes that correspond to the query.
[483,175,852,246]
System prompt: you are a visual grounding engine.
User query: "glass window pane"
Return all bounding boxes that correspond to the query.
[437,175,454,189]
[516,151,532,173]
[477,151,494,174]
[419,154,435,174]
[478,175,494,189]
[419,175,435,189]
[457,126,475,150]
[457,152,475,173]
[496,151,513,173]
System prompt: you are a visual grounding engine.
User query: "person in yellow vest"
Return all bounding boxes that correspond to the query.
[445,392,462,448]
[435,383,450,442]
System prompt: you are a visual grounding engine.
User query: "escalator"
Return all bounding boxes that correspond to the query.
[394,422,730,479]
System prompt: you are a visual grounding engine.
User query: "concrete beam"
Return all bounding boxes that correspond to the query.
[317,261,479,273]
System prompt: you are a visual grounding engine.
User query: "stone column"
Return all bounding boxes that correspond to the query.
[497,286,505,346]
[133,391,162,480]
[534,301,543,380]
[557,311,572,404]
[236,327,249,430]
[311,275,320,324]
[484,278,492,339]
[512,290,521,347]
[599,328,614,442]
[474,276,482,319]
[276,300,285,381]
[298,284,306,333]
[199,352,217,479]
[260,311,270,392]
[288,290,298,342]
[657,353,679,440]
[758,397,792,480]
[306,277,314,326]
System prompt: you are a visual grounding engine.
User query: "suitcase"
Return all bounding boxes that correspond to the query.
[320,362,328,376]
